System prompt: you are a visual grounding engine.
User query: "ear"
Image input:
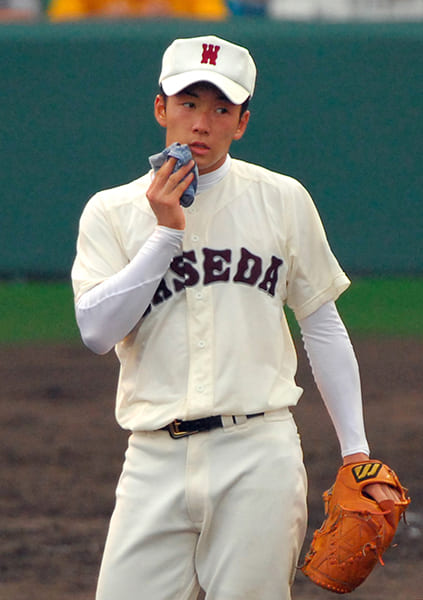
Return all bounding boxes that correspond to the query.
[154,94,167,128]
[233,110,250,141]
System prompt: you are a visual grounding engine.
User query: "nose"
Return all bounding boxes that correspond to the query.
[192,110,211,134]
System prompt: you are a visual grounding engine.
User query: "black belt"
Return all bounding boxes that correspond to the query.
[162,412,265,439]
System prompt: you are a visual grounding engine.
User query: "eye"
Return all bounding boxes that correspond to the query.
[182,101,195,108]
[216,107,229,114]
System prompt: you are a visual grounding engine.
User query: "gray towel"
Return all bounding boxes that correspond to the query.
[148,143,199,208]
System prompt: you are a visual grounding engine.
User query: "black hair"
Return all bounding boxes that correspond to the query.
[158,83,250,118]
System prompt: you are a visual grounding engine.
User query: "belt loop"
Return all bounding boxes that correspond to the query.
[221,415,235,429]
[234,415,247,425]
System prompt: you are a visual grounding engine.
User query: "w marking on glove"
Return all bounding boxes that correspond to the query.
[352,462,382,482]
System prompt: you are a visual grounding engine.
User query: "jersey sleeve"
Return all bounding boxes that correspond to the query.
[284,180,350,320]
[299,301,370,457]
[71,192,129,303]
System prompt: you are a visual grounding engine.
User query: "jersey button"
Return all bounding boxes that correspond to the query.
[191,234,200,242]
[198,340,206,348]
[196,384,204,393]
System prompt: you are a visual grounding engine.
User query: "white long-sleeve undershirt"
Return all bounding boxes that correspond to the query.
[298,301,370,458]
[75,226,184,355]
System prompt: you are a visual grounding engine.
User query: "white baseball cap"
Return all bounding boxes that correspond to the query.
[159,35,256,105]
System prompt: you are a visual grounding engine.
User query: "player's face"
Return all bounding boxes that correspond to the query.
[154,84,250,175]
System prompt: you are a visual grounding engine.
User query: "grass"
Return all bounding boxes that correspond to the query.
[286,276,423,338]
[0,281,79,344]
[336,277,422,337]
[0,277,422,345]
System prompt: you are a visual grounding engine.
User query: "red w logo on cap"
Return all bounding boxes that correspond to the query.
[201,44,220,66]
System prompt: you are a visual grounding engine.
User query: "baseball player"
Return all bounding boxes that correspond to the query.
[71,35,400,600]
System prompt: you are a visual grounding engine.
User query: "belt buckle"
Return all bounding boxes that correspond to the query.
[168,419,199,439]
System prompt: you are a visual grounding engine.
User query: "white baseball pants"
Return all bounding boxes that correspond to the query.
[95,409,307,600]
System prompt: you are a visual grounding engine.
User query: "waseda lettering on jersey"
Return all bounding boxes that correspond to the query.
[147,247,283,312]
[170,250,200,292]
[203,248,231,284]
[233,248,263,285]
[201,44,220,65]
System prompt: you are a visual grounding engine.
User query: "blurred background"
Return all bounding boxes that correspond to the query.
[0,2,422,599]
[1,2,422,286]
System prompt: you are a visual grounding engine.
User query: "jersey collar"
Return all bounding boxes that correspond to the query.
[197,155,231,195]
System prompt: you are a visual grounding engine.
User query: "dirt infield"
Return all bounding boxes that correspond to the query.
[1,338,421,600]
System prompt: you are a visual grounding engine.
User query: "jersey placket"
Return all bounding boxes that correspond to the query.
[184,207,215,418]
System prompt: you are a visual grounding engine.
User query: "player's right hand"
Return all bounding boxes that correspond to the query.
[146,156,194,230]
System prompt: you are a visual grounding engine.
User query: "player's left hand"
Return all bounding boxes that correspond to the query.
[302,456,410,593]
[343,452,402,526]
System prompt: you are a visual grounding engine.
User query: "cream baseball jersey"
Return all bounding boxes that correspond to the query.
[72,158,350,431]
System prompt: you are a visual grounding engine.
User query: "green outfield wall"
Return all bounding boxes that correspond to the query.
[0,20,422,278]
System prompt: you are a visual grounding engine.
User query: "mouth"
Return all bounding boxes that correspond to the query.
[189,142,210,156]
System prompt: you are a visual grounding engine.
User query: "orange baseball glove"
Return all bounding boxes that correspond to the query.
[301,460,410,594]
